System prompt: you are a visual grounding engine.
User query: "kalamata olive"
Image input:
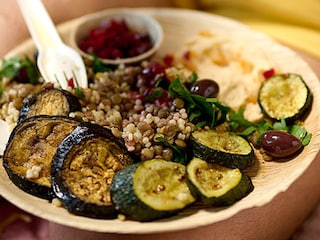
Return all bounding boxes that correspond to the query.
[190,79,219,98]
[261,130,303,158]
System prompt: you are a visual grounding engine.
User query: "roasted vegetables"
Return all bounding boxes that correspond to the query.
[258,73,313,122]
[110,159,196,221]
[186,158,253,206]
[0,53,314,223]
[18,88,82,122]
[51,123,134,218]
[2,116,80,199]
[190,129,255,169]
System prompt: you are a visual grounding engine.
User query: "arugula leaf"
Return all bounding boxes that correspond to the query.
[272,118,289,131]
[155,136,188,165]
[0,56,21,78]
[169,77,196,109]
[290,124,312,146]
[74,87,85,99]
[186,71,198,86]
[144,88,164,103]
[0,55,40,84]
[168,77,230,128]
[91,53,112,73]
[228,108,312,146]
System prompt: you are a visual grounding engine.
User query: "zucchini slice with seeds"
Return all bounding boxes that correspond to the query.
[18,88,82,122]
[258,73,312,122]
[190,129,255,169]
[2,115,80,199]
[51,123,133,219]
[110,159,196,222]
[186,157,254,206]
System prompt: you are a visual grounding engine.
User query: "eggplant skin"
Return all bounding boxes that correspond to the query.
[3,166,56,200]
[51,123,134,219]
[18,88,82,122]
[2,115,80,200]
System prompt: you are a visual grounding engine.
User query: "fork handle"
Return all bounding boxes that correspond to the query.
[17,0,63,51]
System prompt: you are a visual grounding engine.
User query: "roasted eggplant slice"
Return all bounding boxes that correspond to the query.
[2,116,80,199]
[18,88,82,122]
[258,73,313,122]
[190,129,255,169]
[186,157,253,206]
[51,123,134,219]
[110,159,196,222]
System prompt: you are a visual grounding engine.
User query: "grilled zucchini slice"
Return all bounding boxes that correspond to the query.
[2,115,80,199]
[51,123,133,219]
[258,73,312,122]
[110,159,196,221]
[186,158,253,206]
[18,88,82,122]
[190,129,255,169]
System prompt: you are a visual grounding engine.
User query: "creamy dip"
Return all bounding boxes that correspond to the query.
[173,30,276,122]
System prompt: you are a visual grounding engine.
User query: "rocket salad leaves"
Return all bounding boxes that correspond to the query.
[229,108,312,146]
[169,77,230,128]
[168,77,312,151]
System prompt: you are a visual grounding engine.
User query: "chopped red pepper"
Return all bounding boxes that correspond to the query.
[67,77,75,89]
[263,68,276,79]
[163,54,174,67]
[183,50,191,60]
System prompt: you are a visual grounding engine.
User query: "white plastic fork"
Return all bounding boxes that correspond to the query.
[17,0,88,89]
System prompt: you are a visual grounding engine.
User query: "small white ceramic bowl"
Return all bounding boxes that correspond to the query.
[69,9,163,65]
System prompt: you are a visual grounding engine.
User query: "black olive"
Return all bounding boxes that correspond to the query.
[261,130,303,158]
[190,79,219,98]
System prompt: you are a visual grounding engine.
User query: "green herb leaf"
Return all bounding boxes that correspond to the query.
[0,56,21,78]
[168,77,229,128]
[91,53,111,73]
[228,108,312,146]
[187,72,198,86]
[290,124,312,146]
[74,87,85,99]
[169,77,196,109]
[273,118,289,131]
[0,55,40,84]
[155,136,188,165]
[145,88,164,103]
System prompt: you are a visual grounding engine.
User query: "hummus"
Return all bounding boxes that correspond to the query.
[173,30,276,122]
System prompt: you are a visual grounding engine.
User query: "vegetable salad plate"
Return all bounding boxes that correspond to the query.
[0,8,320,234]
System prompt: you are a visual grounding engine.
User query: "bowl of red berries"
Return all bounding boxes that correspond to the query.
[70,9,163,65]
